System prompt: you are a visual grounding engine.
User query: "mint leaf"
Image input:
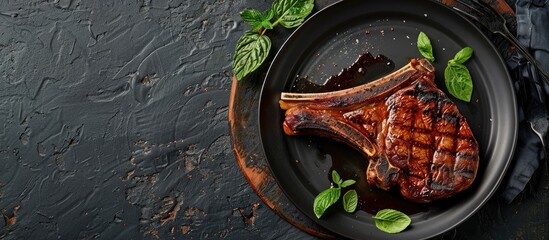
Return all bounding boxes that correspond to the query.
[340,179,356,188]
[445,61,473,102]
[232,30,271,80]
[342,190,358,213]
[452,46,473,64]
[331,170,342,185]
[417,32,435,62]
[313,187,341,219]
[240,9,274,30]
[272,0,314,28]
[373,209,411,233]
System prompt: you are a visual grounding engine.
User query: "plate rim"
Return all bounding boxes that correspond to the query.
[258,0,518,239]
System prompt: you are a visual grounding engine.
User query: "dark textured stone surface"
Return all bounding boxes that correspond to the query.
[0,0,309,239]
[1,0,548,239]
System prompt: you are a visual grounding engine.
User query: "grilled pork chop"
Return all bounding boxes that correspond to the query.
[280,58,479,203]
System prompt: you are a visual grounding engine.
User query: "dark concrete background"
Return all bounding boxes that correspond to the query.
[0,0,547,239]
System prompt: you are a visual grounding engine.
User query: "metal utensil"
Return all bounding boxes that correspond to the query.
[453,0,549,85]
[455,0,549,164]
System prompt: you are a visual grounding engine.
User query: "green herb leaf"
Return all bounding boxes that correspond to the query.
[373,209,412,233]
[417,32,435,62]
[232,0,315,80]
[232,30,272,80]
[340,179,356,188]
[445,62,473,102]
[452,46,473,64]
[313,187,341,219]
[331,170,342,185]
[272,0,314,28]
[240,9,274,30]
[342,190,358,213]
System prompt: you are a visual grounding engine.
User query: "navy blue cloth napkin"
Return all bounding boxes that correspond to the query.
[500,0,549,203]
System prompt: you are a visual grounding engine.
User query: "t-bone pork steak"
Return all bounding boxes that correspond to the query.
[279,58,479,203]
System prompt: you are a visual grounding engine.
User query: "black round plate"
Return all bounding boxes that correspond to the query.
[258,0,517,239]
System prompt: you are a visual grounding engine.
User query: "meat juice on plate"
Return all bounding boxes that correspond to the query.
[292,52,394,93]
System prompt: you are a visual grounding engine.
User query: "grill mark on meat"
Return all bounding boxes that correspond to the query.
[367,123,475,142]
[449,104,461,189]
[279,58,479,203]
[456,152,477,160]
[409,100,420,171]
[391,142,476,161]
[424,84,443,193]
[442,113,459,125]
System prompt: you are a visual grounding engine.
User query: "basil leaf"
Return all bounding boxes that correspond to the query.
[240,9,274,30]
[445,62,473,102]
[272,0,314,28]
[342,190,358,213]
[313,187,341,219]
[331,170,342,185]
[340,179,356,188]
[373,209,411,233]
[452,46,473,64]
[417,32,435,62]
[232,30,271,80]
